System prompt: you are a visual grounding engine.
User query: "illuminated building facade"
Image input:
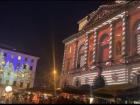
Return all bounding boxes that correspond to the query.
[61,1,140,88]
[0,47,39,89]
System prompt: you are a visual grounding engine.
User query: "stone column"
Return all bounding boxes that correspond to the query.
[109,22,113,59]
[93,29,97,69]
[121,12,126,56]
[83,32,89,71]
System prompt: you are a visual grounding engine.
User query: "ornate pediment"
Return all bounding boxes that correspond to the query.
[83,3,127,29]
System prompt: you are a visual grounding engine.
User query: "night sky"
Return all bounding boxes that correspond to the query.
[0,0,107,87]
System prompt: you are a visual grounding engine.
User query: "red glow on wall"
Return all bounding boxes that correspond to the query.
[101,36,109,46]
[88,33,94,66]
[98,26,110,62]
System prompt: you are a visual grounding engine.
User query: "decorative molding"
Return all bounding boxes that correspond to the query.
[85,3,127,29]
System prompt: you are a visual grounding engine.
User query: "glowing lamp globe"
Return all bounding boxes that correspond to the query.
[5,86,12,92]
[89,97,94,104]
[53,70,56,74]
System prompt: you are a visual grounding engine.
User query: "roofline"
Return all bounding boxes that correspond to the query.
[77,16,88,24]
[77,10,96,24]
[62,29,85,44]
[62,33,77,44]
[62,1,132,44]
[0,43,40,60]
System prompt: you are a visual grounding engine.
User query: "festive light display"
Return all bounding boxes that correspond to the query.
[0,48,39,88]
[61,1,140,87]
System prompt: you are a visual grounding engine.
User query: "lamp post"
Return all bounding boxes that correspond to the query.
[5,86,12,93]
[52,34,56,96]
[53,69,57,96]
[5,86,13,104]
[89,84,94,104]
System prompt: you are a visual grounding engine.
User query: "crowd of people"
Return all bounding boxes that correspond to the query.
[0,92,90,104]
[0,91,119,104]
[46,96,89,104]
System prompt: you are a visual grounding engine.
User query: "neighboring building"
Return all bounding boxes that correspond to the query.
[60,1,140,88]
[0,47,39,89]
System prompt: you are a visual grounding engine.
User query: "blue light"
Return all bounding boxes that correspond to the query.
[0,51,33,72]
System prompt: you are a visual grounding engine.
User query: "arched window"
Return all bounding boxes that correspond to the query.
[77,44,85,68]
[98,33,109,62]
[116,41,122,55]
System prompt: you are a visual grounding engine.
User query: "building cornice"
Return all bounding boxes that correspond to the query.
[62,30,85,44]
[63,1,140,44]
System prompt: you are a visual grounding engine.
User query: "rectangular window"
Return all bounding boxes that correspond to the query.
[4,53,7,57]
[17,63,20,68]
[25,57,28,62]
[23,65,27,69]
[6,80,9,85]
[31,59,34,63]
[7,72,10,75]
[27,83,30,88]
[77,63,80,69]
[13,81,16,86]
[30,66,33,70]
[20,82,23,87]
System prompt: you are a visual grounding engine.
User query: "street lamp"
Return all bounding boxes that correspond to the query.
[5,86,12,93]
[89,84,94,104]
[89,97,94,104]
[53,69,57,96]
[53,70,56,75]
[5,86,13,104]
